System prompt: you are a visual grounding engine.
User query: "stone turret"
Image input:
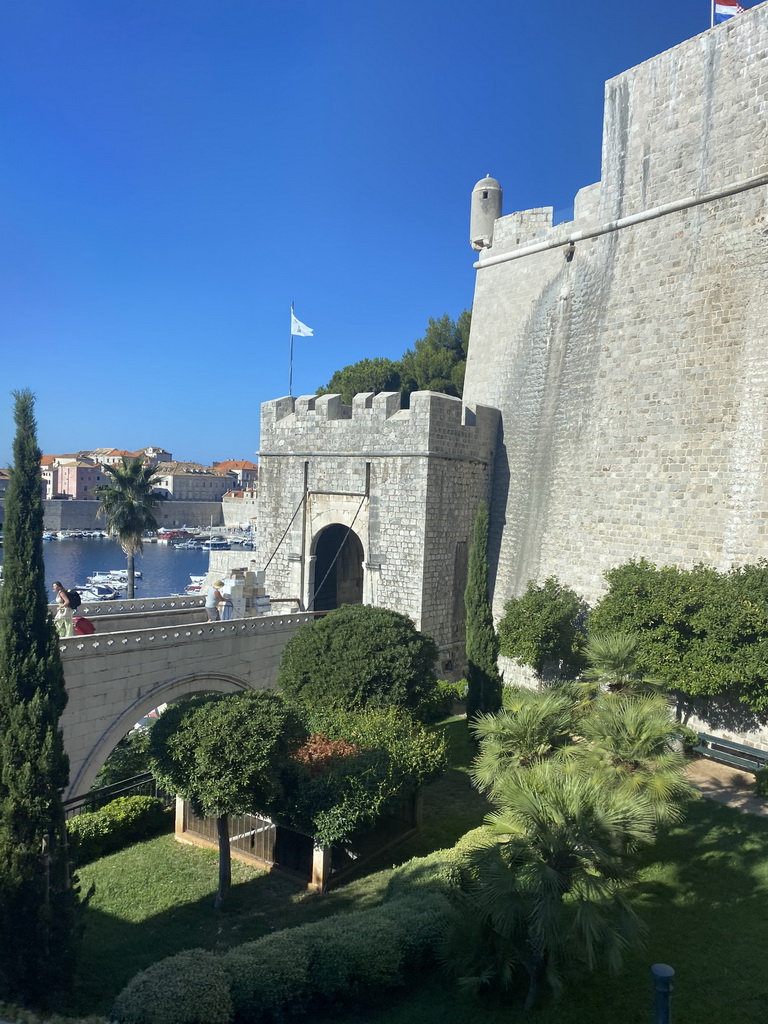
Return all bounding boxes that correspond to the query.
[470,174,502,250]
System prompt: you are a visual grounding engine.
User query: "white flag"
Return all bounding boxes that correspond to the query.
[290,312,314,337]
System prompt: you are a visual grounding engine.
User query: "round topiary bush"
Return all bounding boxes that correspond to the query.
[277,604,438,713]
[111,949,232,1024]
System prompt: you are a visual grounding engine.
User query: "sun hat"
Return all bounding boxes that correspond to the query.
[214,579,225,587]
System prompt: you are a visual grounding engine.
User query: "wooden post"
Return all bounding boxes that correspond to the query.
[311,843,332,892]
[175,795,185,837]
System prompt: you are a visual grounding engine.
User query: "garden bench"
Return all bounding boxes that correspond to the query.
[693,733,768,775]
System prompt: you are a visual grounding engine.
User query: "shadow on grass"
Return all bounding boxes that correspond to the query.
[73,717,768,1024]
[329,796,768,1024]
[73,717,489,1015]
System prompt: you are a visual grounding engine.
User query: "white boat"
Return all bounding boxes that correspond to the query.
[184,574,207,594]
[88,571,121,585]
[77,584,122,602]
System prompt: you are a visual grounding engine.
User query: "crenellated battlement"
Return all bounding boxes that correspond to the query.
[260,390,499,460]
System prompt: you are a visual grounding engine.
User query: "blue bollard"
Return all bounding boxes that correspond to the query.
[651,963,675,1024]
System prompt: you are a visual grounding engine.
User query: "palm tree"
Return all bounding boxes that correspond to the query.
[582,630,665,696]
[575,694,694,824]
[95,457,164,598]
[449,759,653,1010]
[471,686,581,795]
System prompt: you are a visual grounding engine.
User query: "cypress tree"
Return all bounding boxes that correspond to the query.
[464,501,502,721]
[0,390,78,1005]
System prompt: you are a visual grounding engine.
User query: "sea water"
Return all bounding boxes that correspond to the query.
[0,537,211,599]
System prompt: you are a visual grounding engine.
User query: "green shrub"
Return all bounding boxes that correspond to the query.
[379,893,452,966]
[67,795,169,866]
[676,723,700,754]
[497,577,585,676]
[415,679,467,722]
[386,828,495,900]
[386,848,464,899]
[112,949,232,1024]
[118,894,452,1024]
[754,768,768,799]
[281,706,447,846]
[0,1004,106,1024]
[277,604,438,714]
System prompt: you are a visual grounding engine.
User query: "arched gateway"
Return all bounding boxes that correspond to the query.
[312,524,364,611]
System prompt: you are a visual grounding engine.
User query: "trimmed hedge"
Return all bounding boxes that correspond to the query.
[112,830,497,1024]
[224,893,453,1020]
[112,950,232,1024]
[67,795,169,866]
[0,1004,106,1024]
[113,894,451,1024]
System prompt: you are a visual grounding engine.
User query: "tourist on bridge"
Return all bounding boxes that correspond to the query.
[205,580,225,621]
[52,581,74,637]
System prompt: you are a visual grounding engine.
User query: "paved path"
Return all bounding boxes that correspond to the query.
[686,756,768,818]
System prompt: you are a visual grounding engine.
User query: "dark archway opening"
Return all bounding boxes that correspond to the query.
[312,525,364,611]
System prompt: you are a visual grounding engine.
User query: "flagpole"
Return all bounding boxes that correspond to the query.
[711,0,715,27]
[289,302,294,397]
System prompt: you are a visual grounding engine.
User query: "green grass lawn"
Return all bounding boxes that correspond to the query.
[73,721,768,1023]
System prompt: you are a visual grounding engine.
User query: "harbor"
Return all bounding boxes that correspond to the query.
[0,533,231,600]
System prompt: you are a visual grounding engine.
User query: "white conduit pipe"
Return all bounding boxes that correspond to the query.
[473,170,768,270]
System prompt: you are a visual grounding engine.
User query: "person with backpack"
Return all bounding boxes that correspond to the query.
[52,580,75,637]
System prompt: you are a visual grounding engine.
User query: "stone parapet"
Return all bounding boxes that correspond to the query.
[260,390,499,461]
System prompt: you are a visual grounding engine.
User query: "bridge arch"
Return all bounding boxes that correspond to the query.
[310,524,364,611]
[66,671,253,799]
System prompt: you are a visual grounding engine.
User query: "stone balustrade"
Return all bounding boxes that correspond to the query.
[50,596,208,635]
[59,609,314,800]
[58,613,314,659]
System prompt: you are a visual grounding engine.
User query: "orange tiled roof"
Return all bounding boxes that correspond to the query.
[213,460,258,470]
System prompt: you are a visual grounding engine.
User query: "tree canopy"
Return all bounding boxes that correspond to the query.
[0,390,78,1004]
[497,576,585,677]
[464,501,502,721]
[95,457,164,598]
[281,707,446,846]
[316,309,470,404]
[148,691,302,907]
[589,558,768,711]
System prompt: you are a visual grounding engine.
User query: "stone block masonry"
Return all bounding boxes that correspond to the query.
[464,5,768,614]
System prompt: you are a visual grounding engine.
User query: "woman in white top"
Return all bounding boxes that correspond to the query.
[205,580,225,621]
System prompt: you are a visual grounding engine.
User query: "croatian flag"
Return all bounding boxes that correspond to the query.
[715,0,744,23]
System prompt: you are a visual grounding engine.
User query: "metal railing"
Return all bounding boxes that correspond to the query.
[62,772,172,820]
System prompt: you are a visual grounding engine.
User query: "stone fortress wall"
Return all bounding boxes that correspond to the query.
[256,390,499,668]
[0,499,225,532]
[463,6,768,614]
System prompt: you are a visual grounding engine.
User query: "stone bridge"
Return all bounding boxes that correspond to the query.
[56,596,311,801]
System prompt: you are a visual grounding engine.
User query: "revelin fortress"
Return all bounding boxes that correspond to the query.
[256,9,768,675]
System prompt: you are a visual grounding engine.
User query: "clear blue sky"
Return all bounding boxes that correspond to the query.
[0,0,744,466]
